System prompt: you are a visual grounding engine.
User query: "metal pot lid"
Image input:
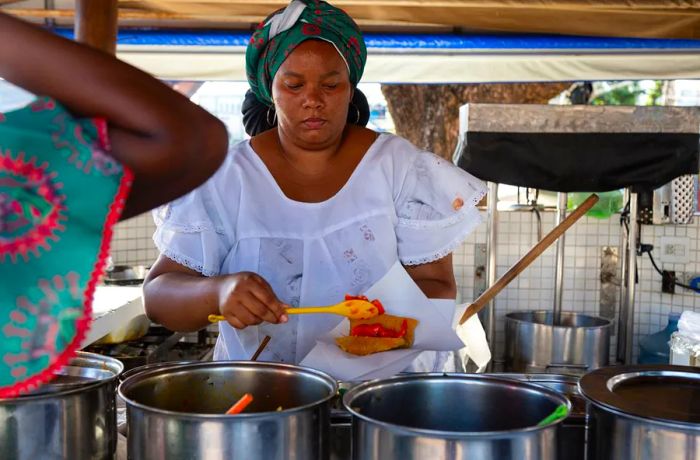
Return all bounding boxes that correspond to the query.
[580,365,700,426]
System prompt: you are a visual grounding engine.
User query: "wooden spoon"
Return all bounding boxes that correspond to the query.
[459,193,599,325]
[208,299,383,323]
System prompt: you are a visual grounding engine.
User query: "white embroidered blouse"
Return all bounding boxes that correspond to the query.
[153,133,486,365]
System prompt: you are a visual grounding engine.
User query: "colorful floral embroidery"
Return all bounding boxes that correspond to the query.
[0,97,131,396]
[0,151,66,263]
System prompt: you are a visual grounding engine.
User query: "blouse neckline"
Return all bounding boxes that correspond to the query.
[244,132,389,208]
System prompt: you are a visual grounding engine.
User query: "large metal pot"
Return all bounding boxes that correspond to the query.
[489,373,585,460]
[0,351,123,460]
[343,373,570,460]
[580,364,700,460]
[119,361,337,460]
[505,311,612,374]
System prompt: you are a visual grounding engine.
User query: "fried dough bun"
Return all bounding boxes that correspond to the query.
[335,314,419,356]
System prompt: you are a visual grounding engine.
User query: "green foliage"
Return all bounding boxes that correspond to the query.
[590,80,664,106]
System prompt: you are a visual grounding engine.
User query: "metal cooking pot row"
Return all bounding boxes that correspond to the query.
[2,353,700,460]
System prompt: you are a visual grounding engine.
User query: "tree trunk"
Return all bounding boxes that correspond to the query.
[381,83,571,160]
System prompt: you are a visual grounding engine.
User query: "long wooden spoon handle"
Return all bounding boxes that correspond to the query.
[458,193,599,325]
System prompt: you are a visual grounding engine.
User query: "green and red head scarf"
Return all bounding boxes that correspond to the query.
[245,0,367,106]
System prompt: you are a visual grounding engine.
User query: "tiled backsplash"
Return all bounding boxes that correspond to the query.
[454,210,700,363]
[111,212,158,266]
[112,209,700,363]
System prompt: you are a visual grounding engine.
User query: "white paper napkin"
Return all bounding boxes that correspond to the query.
[300,261,464,381]
[453,303,492,373]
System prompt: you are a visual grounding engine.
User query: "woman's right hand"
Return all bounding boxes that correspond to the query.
[216,272,289,329]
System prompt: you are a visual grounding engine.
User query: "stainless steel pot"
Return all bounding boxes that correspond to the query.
[580,364,700,460]
[0,351,123,460]
[343,373,570,460]
[489,373,585,460]
[505,310,611,374]
[119,361,337,460]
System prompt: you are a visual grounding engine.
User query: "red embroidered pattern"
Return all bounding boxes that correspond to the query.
[0,151,66,263]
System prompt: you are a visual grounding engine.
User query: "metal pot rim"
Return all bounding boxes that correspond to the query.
[0,351,122,402]
[584,397,700,431]
[343,373,571,438]
[118,360,338,419]
[119,360,194,383]
[505,310,612,330]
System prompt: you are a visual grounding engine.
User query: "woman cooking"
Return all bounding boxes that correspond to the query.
[143,0,486,367]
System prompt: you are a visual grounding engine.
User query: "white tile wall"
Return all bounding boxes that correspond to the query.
[453,211,700,364]
[112,208,700,364]
[110,213,158,266]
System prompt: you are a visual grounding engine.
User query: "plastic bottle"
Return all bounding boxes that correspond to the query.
[638,313,681,364]
[567,190,623,219]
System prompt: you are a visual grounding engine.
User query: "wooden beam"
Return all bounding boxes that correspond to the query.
[75,0,119,55]
[1,8,441,28]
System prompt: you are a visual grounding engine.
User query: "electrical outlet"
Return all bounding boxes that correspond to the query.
[658,236,691,264]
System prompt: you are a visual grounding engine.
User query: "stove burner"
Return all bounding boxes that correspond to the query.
[85,326,213,371]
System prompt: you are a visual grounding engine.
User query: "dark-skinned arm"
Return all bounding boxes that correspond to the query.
[144,255,288,332]
[0,13,228,219]
[404,254,458,299]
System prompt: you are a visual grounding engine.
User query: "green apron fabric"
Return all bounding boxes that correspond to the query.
[0,97,132,397]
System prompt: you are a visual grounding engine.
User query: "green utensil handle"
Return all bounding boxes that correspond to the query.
[537,404,569,426]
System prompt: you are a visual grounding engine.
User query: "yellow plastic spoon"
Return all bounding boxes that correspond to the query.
[208,299,383,323]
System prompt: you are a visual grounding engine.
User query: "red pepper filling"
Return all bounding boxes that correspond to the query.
[350,319,407,339]
[344,295,386,315]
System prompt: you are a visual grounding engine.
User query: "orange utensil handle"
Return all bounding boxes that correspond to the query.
[226,393,254,415]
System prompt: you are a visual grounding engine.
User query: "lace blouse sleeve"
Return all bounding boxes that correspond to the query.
[152,154,237,276]
[394,149,486,266]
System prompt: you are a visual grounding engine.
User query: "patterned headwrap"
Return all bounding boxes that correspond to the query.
[245,0,367,106]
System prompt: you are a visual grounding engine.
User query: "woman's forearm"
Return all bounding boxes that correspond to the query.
[143,272,223,332]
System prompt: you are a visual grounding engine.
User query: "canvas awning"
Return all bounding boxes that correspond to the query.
[80,30,700,83]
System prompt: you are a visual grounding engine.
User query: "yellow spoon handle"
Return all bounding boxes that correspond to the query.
[208,307,337,323]
[285,306,338,315]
